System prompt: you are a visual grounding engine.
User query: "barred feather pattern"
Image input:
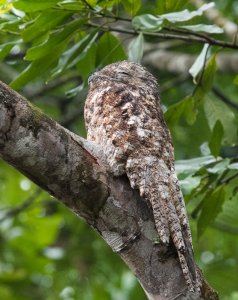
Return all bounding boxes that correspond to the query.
[84,61,200,292]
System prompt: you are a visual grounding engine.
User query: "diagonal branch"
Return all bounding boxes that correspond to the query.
[0,80,218,300]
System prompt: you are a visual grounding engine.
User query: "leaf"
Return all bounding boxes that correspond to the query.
[25,18,85,60]
[234,75,238,85]
[96,32,127,66]
[156,0,190,14]
[209,120,224,157]
[175,155,217,175]
[158,2,215,23]
[207,158,230,174]
[197,186,226,238]
[122,0,141,16]
[179,24,223,34]
[204,96,237,144]
[0,18,22,34]
[133,2,215,32]
[165,95,197,126]
[0,39,22,60]
[51,32,98,78]
[189,44,210,83]
[76,43,97,81]
[192,54,217,105]
[132,14,164,32]
[22,10,72,42]
[0,1,12,14]
[200,54,217,92]
[13,0,60,12]
[10,47,65,89]
[128,33,144,63]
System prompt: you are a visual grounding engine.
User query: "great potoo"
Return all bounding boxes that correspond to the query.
[84,61,199,291]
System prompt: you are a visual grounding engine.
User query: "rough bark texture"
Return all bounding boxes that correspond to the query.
[0,80,218,300]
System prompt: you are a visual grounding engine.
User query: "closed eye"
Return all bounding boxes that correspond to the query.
[118,71,130,76]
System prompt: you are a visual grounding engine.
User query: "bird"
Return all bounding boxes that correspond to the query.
[84,60,199,292]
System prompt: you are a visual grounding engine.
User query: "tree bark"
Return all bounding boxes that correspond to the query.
[0,80,218,300]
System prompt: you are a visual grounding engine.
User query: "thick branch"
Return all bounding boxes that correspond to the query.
[0,80,218,300]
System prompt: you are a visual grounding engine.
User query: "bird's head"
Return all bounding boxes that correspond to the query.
[88,61,158,90]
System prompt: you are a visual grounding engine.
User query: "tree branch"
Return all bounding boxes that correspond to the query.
[88,22,238,50]
[0,80,218,300]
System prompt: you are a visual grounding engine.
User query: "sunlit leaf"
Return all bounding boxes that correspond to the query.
[189,44,210,83]
[133,3,215,32]
[209,120,224,157]
[179,24,223,34]
[13,0,60,12]
[197,186,226,238]
[122,0,141,16]
[156,0,190,14]
[0,1,12,15]
[128,33,144,63]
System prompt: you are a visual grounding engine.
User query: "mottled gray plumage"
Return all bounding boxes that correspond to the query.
[84,61,199,291]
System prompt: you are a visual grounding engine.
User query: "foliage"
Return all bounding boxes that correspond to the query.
[0,0,238,299]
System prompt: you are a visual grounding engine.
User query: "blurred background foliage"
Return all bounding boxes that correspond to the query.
[0,0,238,299]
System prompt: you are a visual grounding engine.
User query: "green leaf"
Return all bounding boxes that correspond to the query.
[25,18,85,60]
[10,45,66,89]
[234,75,238,85]
[192,54,217,105]
[209,120,224,157]
[96,32,127,66]
[179,24,223,34]
[197,186,226,238]
[57,0,85,10]
[122,0,141,16]
[76,43,97,81]
[52,31,98,78]
[132,14,164,32]
[165,95,197,126]
[0,18,22,34]
[200,54,217,92]
[128,33,144,63]
[156,0,190,13]
[13,0,60,12]
[159,2,215,23]
[207,158,230,174]
[204,96,237,144]
[0,39,22,60]
[22,10,72,42]
[175,155,216,175]
[133,3,215,32]
[189,44,210,83]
